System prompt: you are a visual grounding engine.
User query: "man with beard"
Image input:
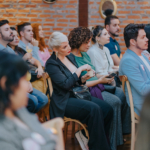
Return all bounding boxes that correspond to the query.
[0,20,15,54]
[105,15,121,65]
[119,23,149,116]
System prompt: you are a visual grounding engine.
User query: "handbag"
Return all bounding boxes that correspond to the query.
[71,85,91,101]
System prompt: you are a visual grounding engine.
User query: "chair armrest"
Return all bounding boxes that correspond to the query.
[42,118,64,150]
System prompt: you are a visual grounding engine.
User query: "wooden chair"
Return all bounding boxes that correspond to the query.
[43,72,89,144]
[42,118,65,150]
[119,75,139,150]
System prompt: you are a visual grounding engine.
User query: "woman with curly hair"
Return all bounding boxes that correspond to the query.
[32,23,50,65]
[68,27,131,150]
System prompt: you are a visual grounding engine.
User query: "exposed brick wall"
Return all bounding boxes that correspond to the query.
[88,0,150,53]
[0,0,78,43]
[1,0,150,51]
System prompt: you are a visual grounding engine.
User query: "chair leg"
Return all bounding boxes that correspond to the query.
[131,122,135,150]
[71,122,75,139]
[64,122,69,144]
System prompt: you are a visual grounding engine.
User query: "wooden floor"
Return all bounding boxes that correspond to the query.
[65,122,131,150]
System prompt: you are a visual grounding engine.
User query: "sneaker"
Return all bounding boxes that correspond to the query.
[75,130,89,150]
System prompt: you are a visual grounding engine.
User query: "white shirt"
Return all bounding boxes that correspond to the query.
[142,50,150,61]
[87,43,114,75]
[139,56,150,72]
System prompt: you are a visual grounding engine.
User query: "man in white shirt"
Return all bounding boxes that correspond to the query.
[119,23,150,115]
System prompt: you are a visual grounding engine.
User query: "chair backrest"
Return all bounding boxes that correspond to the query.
[43,72,53,97]
[119,75,139,122]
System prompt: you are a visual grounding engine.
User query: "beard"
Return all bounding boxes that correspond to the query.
[109,31,119,37]
[135,43,146,51]
[1,32,14,42]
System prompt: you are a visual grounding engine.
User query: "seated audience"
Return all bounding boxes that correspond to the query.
[46,31,113,150]
[87,25,119,75]
[68,27,131,150]
[142,24,150,61]
[105,15,122,66]
[32,23,51,65]
[0,20,48,114]
[0,51,56,150]
[17,22,44,66]
[135,93,150,150]
[9,27,44,81]
[9,27,48,113]
[119,24,149,116]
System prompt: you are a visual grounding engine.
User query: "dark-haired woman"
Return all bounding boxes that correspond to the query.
[87,25,119,76]
[0,51,56,150]
[8,27,48,114]
[68,27,131,150]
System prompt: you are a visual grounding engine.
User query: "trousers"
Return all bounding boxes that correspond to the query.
[27,88,48,113]
[64,96,113,150]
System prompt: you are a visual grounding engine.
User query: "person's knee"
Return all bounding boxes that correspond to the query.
[39,93,48,106]
[27,96,38,112]
[89,103,101,115]
[116,87,125,98]
[113,97,122,107]
[31,96,38,106]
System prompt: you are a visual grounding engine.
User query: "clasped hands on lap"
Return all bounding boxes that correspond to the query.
[78,64,114,85]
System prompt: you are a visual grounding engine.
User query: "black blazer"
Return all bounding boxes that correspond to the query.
[45,53,83,119]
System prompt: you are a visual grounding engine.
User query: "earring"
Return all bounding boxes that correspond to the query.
[56,52,58,59]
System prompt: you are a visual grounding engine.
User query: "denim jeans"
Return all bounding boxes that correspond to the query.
[27,88,48,113]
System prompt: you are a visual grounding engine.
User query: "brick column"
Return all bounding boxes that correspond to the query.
[79,0,88,27]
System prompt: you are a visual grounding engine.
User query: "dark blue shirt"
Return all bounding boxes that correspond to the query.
[105,37,121,57]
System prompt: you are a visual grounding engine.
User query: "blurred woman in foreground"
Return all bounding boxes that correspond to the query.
[0,51,56,150]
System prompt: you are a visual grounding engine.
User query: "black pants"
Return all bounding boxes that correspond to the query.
[64,96,113,150]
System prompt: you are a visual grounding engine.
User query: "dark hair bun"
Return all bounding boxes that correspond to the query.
[104,9,113,17]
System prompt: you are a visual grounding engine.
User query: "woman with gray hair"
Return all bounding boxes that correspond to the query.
[45,31,113,150]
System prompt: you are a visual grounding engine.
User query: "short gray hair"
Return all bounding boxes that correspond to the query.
[48,31,68,50]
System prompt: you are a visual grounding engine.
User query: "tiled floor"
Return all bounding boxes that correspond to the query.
[65,122,131,150]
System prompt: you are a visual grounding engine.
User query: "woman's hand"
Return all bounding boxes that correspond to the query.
[23,53,32,61]
[81,73,91,83]
[75,64,92,78]
[98,75,114,84]
[112,66,119,69]
[35,67,44,78]
[80,64,92,72]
